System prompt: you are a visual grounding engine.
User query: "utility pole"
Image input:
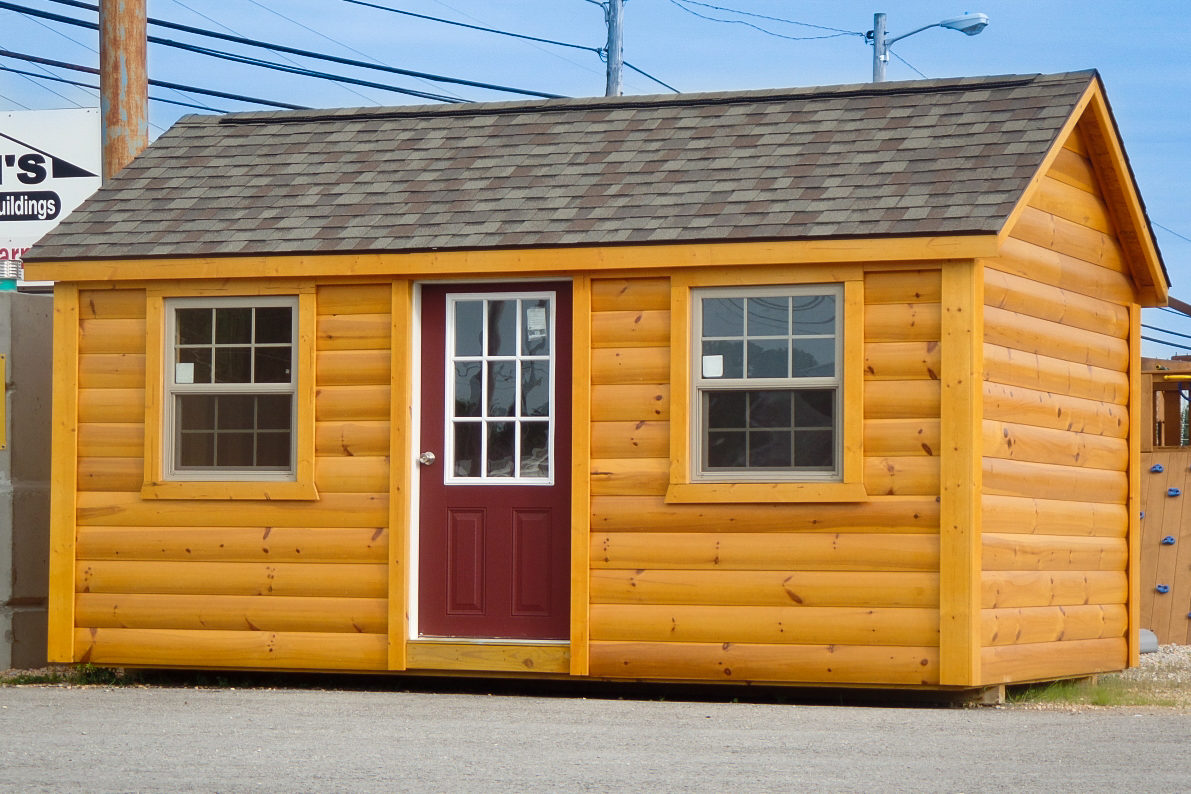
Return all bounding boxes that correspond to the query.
[871,12,888,82]
[604,0,624,97]
[99,0,148,181]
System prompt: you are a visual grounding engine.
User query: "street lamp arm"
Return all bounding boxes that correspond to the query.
[884,22,942,47]
[870,11,988,82]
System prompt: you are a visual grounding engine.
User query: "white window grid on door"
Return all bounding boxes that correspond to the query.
[444,291,556,486]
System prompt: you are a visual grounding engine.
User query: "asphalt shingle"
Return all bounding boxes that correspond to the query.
[28,72,1097,261]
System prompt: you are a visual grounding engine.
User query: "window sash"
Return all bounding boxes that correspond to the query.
[164,296,298,480]
[692,285,843,482]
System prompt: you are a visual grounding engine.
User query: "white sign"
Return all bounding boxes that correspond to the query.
[526,306,548,340]
[0,108,101,265]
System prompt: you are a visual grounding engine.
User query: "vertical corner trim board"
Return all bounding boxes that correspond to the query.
[47,284,80,662]
[387,279,413,671]
[1126,303,1141,664]
[938,261,983,686]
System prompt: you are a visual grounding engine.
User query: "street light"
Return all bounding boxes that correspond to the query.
[868,11,989,82]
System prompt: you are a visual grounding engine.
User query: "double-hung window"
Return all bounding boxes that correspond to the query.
[164,296,298,480]
[692,285,842,481]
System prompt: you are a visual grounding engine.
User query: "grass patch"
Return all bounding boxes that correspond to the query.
[1008,675,1179,708]
[0,664,132,687]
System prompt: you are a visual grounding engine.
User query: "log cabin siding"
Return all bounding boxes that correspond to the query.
[980,126,1133,684]
[71,283,392,671]
[588,270,943,685]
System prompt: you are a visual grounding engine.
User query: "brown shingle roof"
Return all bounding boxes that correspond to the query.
[28,71,1097,261]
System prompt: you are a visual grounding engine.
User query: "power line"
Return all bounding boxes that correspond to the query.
[161,40,466,103]
[0,48,307,109]
[168,0,392,106]
[0,90,31,109]
[1154,221,1191,244]
[4,63,85,108]
[248,0,463,100]
[669,0,862,36]
[21,0,210,112]
[347,0,677,93]
[345,0,599,52]
[248,0,458,100]
[667,0,861,41]
[1142,334,1191,350]
[33,0,562,99]
[888,49,927,79]
[11,1,463,104]
[0,13,96,113]
[1143,323,1191,343]
[623,61,679,93]
[0,64,227,111]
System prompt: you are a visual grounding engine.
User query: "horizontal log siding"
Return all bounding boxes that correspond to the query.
[71,283,392,672]
[980,131,1131,683]
[588,271,943,686]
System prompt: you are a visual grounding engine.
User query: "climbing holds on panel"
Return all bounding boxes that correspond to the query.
[1162,536,1177,545]
[1156,584,1170,594]
[1141,511,1146,519]
[1152,464,1165,473]
[1169,488,1182,497]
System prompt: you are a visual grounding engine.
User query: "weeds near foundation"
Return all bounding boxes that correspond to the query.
[1008,676,1179,708]
[0,664,131,687]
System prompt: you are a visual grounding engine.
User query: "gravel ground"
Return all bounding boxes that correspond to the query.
[1087,643,1191,708]
[3,644,1191,707]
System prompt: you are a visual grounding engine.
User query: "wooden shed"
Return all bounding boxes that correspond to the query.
[25,71,1169,693]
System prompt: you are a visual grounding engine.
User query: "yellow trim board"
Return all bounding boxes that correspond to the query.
[406,642,570,674]
[1126,303,1141,667]
[387,279,413,671]
[46,284,79,662]
[569,274,593,676]
[938,260,984,687]
[25,235,999,283]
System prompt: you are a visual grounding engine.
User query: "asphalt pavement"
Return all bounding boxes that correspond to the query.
[1,683,1188,792]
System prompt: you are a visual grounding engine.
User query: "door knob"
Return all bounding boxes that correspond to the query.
[418,451,436,466]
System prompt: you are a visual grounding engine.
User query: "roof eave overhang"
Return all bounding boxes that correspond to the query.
[23,233,1002,284]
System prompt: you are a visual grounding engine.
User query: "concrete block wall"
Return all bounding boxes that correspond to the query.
[0,291,51,669]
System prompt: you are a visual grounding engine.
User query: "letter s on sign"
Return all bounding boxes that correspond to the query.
[17,154,46,185]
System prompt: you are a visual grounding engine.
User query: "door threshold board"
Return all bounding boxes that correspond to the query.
[405,640,570,674]
[413,637,569,646]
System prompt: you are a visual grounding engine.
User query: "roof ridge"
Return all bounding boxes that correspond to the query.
[209,71,1091,128]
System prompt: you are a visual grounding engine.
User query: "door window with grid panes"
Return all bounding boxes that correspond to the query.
[693,285,841,480]
[446,293,555,484]
[165,296,297,479]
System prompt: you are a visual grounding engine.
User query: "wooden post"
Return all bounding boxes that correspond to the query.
[1162,388,1182,446]
[938,260,983,686]
[99,0,148,180]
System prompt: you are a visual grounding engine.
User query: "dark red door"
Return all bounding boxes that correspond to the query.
[417,283,572,640]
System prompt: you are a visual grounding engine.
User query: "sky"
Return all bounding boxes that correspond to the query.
[1,0,1189,354]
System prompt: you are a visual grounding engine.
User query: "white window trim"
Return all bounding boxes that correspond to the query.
[443,290,557,487]
[163,295,299,482]
[690,284,843,483]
